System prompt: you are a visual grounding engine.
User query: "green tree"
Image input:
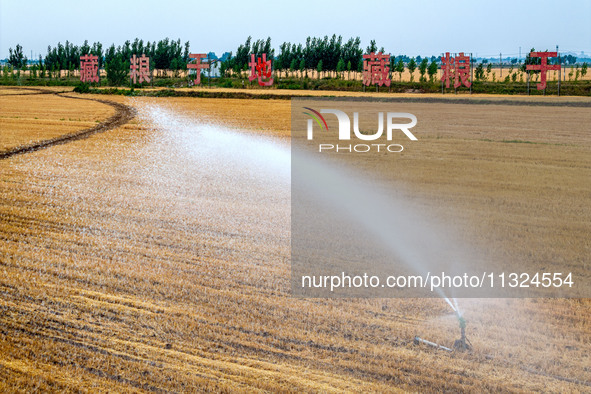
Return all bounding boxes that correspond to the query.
[105,54,129,86]
[395,59,404,81]
[475,63,484,81]
[317,59,323,79]
[347,60,352,80]
[8,44,27,69]
[80,40,91,59]
[38,56,46,78]
[273,58,282,75]
[173,57,180,73]
[2,65,9,82]
[336,58,345,79]
[407,57,417,82]
[581,62,588,78]
[183,41,190,63]
[219,60,228,78]
[418,58,428,82]
[91,41,104,69]
[299,58,306,79]
[289,58,297,77]
[389,56,395,82]
[427,60,438,82]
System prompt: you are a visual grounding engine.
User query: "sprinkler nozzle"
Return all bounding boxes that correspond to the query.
[458,316,466,329]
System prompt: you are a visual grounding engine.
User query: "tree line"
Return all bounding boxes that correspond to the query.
[4,38,586,86]
[219,35,443,83]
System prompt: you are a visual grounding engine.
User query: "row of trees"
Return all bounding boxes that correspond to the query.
[45,40,103,70]
[8,38,190,74]
[7,39,584,73]
[224,35,373,76]
[220,35,442,82]
[4,39,587,86]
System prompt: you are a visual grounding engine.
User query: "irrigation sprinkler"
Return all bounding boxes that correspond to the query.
[453,315,472,351]
[414,302,472,352]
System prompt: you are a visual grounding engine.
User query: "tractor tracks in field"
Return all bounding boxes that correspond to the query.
[0,88,136,160]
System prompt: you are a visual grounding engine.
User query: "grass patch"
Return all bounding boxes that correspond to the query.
[3,76,590,96]
[501,139,536,144]
[479,138,575,147]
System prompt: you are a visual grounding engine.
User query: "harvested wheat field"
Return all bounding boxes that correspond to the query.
[0,87,590,391]
[0,88,113,152]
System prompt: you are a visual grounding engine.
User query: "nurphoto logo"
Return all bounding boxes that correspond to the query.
[303,107,418,153]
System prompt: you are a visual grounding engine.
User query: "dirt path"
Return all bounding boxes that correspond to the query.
[0,89,136,159]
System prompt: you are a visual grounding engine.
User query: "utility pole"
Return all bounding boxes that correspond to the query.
[557,45,560,96]
[441,53,444,94]
[454,53,457,94]
[470,52,473,94]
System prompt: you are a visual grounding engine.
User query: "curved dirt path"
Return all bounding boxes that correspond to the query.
[0,89,136,159]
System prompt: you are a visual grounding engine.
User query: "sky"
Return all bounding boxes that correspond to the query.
[1,0,590,60]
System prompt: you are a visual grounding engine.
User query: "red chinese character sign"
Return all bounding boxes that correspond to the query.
[441,52,471,89]
[526,51,560,90]
[363,52,390,87]
[248,53,273,86]
[130,54,151,84]
[80,54,99,83]
[187,54,209,85]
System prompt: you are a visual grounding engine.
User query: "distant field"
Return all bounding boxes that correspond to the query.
[0,87,590,391]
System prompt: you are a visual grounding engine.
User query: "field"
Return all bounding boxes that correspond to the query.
[1,87,590,391]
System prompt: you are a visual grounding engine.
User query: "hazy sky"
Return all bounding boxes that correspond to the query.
[1,0,590,59]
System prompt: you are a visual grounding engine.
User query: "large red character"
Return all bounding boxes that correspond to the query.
[441,52,455,88]
[454,52,471,88]
[248,53,273,86]
[526,51,560,90]
[187,54,209,85]
[80,54,99,83]
[130,54,151,84]
[362,52,391,87]
[441,52,471,88]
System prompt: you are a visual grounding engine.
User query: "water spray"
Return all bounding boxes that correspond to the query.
[140,104,476,354]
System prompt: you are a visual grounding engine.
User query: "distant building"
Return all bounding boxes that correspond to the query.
[200,52,232,77]
[218,52,232,62]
